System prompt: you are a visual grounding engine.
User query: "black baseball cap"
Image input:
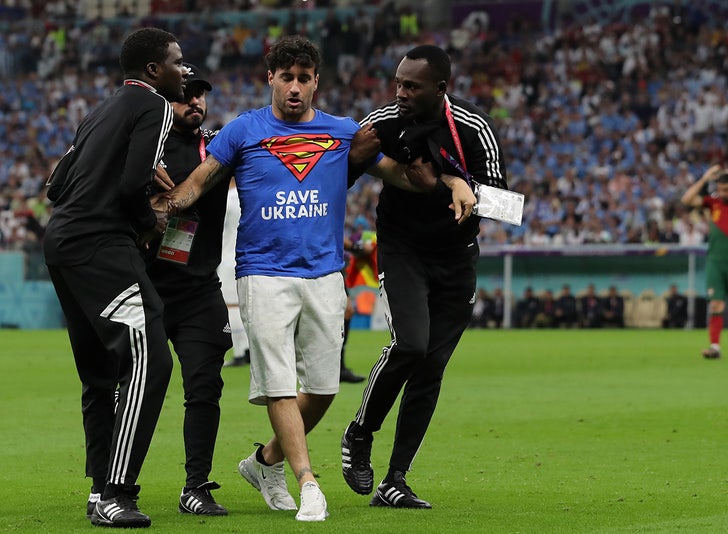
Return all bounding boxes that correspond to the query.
[183,63,212,92]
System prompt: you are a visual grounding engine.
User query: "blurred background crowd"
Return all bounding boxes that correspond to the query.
[1,0,728,260]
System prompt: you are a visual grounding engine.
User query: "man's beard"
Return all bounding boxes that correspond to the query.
[179,108,205,129]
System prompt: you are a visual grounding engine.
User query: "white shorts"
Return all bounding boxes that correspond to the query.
[237,272,347,405]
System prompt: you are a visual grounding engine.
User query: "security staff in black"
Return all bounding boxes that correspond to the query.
[342,45,508,508]
[143,64,231,516]
[43,28,186,528]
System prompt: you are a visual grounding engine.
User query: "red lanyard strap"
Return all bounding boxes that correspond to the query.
[443,95,471,186]
[198,136,206,162]
[444,95,467,173]
[123,79,153,90]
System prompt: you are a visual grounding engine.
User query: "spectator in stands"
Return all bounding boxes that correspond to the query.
[579,283,603,328]
[3,0,728,261]
[554,284,578,328]
[662,284,688,329]
[319,8,342,70]
[602,285,625,328]
[491,287,505,328]
[515,286,540,328]
[533,289,557,328]
[523,219,552,246]
[678,219,706,246]
[470,287,493,328]
[659,219,680,243]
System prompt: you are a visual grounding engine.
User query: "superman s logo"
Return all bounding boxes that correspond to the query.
[261,134,342,182]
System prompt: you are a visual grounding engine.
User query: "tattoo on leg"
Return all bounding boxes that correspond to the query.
[296,467,313,482]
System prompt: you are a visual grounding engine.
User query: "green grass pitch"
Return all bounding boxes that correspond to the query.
[1,328,727,533]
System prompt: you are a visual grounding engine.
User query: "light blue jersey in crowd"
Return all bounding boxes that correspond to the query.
[207,106,359,279]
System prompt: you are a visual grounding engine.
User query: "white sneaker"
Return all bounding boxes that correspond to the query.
[295,481,328,522]
[238,449,297,511]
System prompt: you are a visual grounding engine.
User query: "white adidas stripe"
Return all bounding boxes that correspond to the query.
[152,100,174,172]
[102,503,123,520]
[446,95,505,186]
[342,445,352,467]
[356,271,395,426]
[361,103,398,126]
[183,495,204,512]
[113,327,148,484]
[383,487,405,505]
[101,283,149,485]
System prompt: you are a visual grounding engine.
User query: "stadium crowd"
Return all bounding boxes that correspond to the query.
[1,1,727,255]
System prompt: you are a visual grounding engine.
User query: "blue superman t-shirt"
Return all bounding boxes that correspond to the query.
[207,106,359,279]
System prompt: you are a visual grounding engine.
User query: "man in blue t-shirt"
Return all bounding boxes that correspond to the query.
[156,36,473,522]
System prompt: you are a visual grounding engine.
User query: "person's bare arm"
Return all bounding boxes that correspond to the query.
[441,174,477,224]
[153,164,175,191]
[368,159,476,224]
[366,156,437,192]
[141,156,231,248]
[166,155,232,213]
[682,164,723,207]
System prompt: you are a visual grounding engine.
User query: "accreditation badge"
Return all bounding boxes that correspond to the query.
[472,183,525,226]
[156,217,198,265]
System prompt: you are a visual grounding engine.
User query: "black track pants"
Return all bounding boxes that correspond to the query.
[355,242,477,472]
[48,246,173,493]
[162,288,231,488]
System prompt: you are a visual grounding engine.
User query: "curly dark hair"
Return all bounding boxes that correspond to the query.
[265,35,321,75]
[119,27,178,76]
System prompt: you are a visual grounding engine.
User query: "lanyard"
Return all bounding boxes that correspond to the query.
[198,136,206,162]
[439,146,473,186]
[442,95,471,187]
[123,79,154,91]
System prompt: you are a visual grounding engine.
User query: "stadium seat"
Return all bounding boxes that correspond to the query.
[633,289,662,328]
[621,291,635,327]
[654,295,667,325]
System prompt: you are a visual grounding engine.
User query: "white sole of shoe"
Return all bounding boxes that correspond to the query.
[238,458,297,511]
[295,509,329,522]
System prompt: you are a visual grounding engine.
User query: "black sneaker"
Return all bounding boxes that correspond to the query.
[340,367,365,383]
[341,421,374,494]
[179,481,228,515]
[370,471,432,509]
[90,494,151,527]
